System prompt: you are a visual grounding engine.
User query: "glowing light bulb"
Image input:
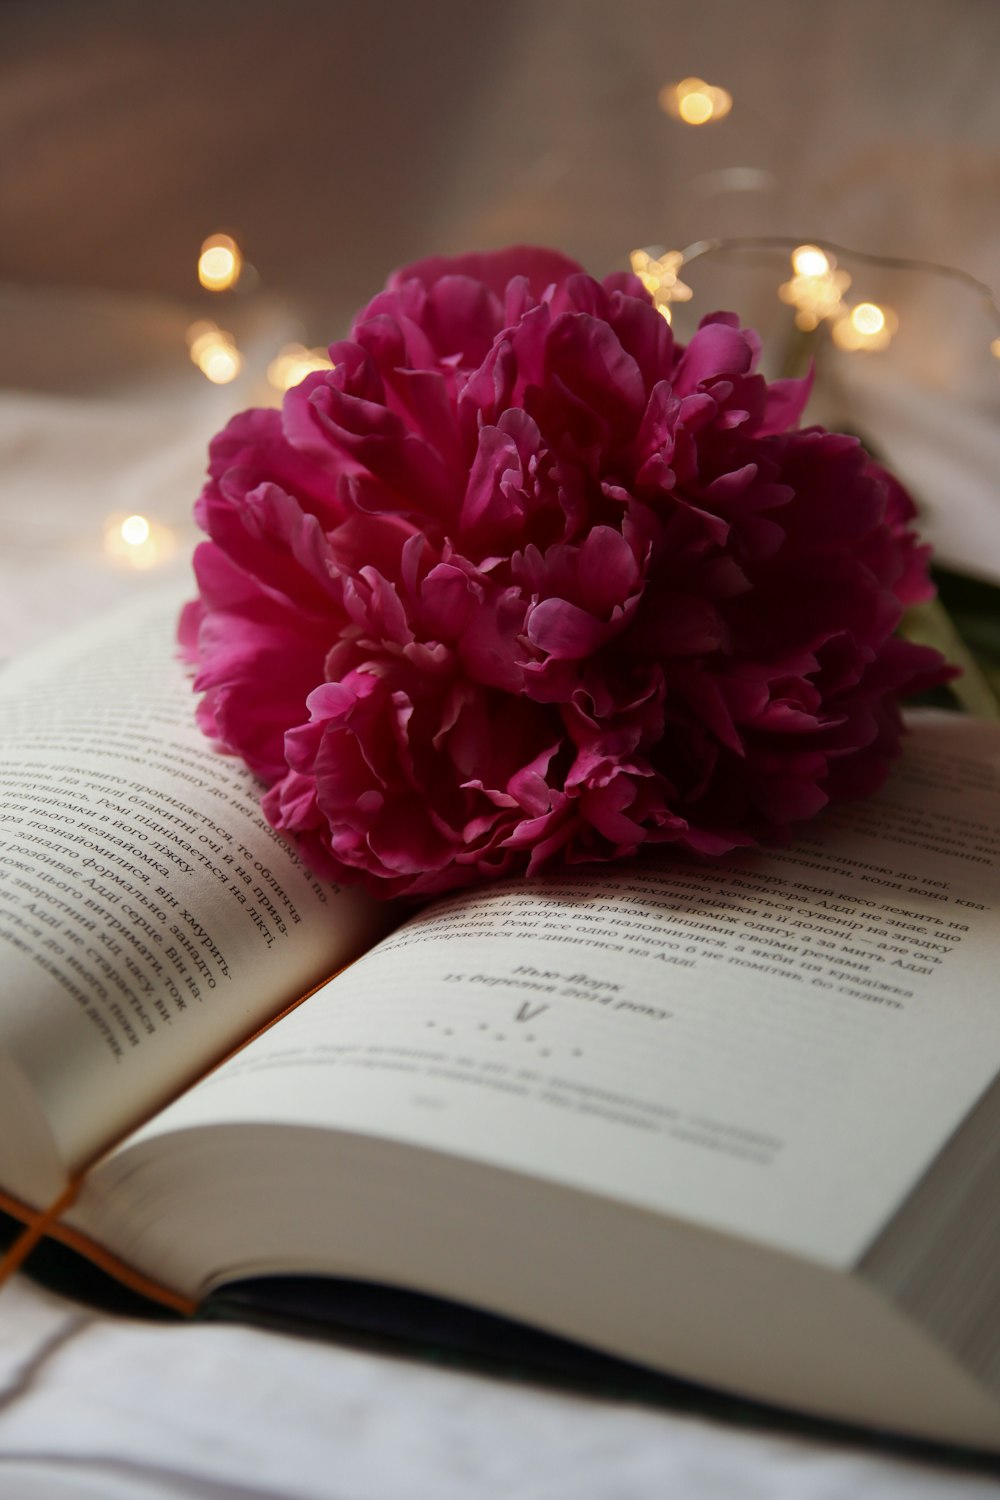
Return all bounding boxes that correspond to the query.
[185,320,242,383]
[791,244,831,278]
[198,233,242,291]
[267,343,335,392]
[851,302,886,336]
[658,77,732,125]
[120,514,150,546]
[989,336,1000,359]
[778,250,851,330]
[201,345,242,383]
[628,248,692,320]
[831,301,897,351]
[103,513,176,570]
[679,90,713,124]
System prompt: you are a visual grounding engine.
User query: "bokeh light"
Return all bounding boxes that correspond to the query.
[102,513,175,570]
[659,77,733,125]
[198,233,242,292]
[831,301,898,351]
[267,343,335,391]
[186,320,242,383]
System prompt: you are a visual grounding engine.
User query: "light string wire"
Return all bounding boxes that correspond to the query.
[674,234,1000,340]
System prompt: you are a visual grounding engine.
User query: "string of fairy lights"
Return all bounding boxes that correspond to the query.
[632,237,1000,357]
[105,73,1000,570]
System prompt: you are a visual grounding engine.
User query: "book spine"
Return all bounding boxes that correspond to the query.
[0,1185,197,1315]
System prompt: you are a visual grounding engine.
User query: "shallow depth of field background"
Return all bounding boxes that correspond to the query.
[0,0,998,653]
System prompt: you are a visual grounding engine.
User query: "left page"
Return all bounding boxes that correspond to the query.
[0,585,383,1198]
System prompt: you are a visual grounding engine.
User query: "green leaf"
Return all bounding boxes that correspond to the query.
[901,592,1000,721]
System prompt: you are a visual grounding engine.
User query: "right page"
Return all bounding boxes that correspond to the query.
[122,713,1000,1268]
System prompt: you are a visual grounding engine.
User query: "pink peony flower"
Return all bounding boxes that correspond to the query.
[180,246,951,898]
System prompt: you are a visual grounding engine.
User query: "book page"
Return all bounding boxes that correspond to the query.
[0,587,384,1180]
[117,714,1000,1267]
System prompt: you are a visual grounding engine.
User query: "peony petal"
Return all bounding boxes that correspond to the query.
[672,316,755,395]
[390,246,585,300]
[577,526,642,618]
[543,312,647,442]
[419,562,481,640]
[527,597,620,660]
[757,368,814,436]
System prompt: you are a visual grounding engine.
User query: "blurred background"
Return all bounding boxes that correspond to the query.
[1,0,998,652]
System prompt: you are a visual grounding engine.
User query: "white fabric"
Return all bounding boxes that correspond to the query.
[2,1281,1000,1500]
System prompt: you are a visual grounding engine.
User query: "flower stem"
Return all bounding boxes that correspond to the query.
[901,596,1000,720]
[777,324,823,382]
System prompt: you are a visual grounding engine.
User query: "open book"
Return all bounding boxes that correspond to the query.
[3,587,1000,1450]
